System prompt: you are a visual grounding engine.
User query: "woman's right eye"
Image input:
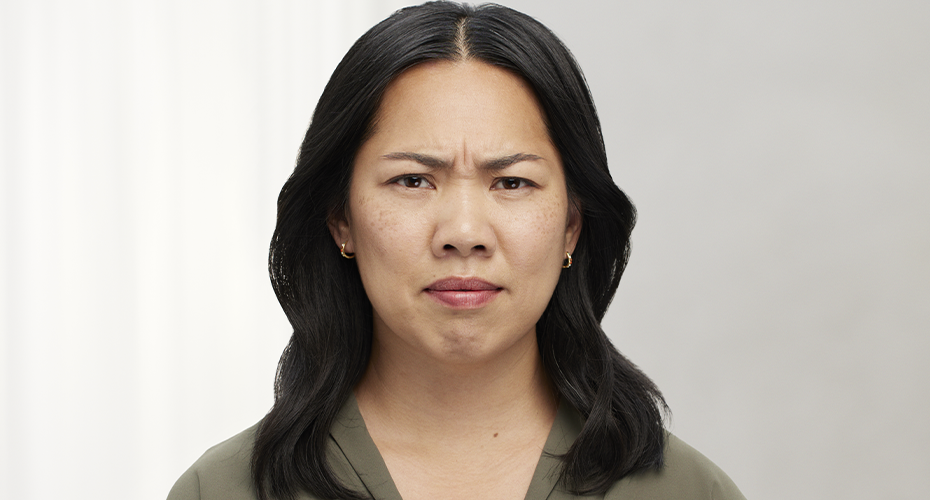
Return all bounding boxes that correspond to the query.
[393,175,433,189]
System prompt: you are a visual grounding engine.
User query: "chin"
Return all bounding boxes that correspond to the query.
[427,326,535,366]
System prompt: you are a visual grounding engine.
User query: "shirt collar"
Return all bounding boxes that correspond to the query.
[330,394,403,500]
[329,394,583,500]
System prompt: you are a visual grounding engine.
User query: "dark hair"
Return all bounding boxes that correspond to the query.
[253,2,667,499]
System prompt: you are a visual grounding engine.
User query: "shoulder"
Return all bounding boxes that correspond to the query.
[605,434,746,500]
[167,424,259,500]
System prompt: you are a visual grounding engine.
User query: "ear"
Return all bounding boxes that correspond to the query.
[565,200,582,254]
[327,210,353,254]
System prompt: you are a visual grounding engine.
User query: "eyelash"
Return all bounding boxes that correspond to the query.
[491,177,536,190]
[391,175,435,189]
[390,175,536,191]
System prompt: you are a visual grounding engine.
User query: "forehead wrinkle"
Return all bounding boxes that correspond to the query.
[381,151,546,173]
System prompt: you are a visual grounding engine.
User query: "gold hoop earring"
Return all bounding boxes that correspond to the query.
[340,242,355,259]
[562,252,572,269]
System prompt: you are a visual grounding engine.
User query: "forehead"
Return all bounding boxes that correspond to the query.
[381,59,540,108]
[366,60,551,154]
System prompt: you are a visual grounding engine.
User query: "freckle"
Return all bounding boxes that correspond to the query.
[493,432,498,438]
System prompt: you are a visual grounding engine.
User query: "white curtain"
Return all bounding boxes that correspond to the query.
[0,1,410,498]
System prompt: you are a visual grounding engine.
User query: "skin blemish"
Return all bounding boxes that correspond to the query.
[493,432,499,437]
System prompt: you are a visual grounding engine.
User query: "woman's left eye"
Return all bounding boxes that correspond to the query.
[492,177,534,190]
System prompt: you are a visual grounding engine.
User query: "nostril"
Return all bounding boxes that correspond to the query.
[441,243,488,252]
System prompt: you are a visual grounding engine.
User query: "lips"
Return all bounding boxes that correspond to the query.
[424,277,502,309]
[426,277,500,291]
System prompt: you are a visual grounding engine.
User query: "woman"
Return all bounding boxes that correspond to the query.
[169,2,746,499]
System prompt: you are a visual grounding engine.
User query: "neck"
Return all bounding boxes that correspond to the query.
[354,330,558,443]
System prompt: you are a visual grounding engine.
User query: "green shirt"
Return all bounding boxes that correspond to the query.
[168,396,746,499]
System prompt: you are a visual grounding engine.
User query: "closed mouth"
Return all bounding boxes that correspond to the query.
[425,277,501,292]
[424,277,502,309]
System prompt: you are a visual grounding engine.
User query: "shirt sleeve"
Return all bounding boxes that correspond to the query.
[604,434,747,500]
[166,466,201,500]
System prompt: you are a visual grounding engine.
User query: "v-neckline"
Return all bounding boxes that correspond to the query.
[328,393,583,500]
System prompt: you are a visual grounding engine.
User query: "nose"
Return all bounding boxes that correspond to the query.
[431,184,497,259]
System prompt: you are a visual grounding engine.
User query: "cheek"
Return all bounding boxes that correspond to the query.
[503,199,569,270]
[352,198,421,268]
[366,210,400,254]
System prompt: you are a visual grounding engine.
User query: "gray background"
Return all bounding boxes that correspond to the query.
[508,1,930,498]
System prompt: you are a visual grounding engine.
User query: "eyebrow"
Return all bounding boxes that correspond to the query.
[380,152,544,171]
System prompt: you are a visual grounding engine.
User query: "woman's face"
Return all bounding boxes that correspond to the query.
[332,60,580,365]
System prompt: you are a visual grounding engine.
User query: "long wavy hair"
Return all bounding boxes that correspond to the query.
[252,2,667,499]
